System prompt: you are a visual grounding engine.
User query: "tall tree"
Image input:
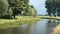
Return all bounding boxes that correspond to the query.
[45,0,60,16]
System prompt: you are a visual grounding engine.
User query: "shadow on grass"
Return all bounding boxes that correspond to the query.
[0,17,18,20]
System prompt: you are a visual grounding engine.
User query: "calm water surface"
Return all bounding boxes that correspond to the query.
[0,19,60,34]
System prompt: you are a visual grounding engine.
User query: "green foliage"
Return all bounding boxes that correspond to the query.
[0,0,37,18]
[0,0,8,16]
[30,5,37,17]
[45,0,60,16]
[22,5,37,17]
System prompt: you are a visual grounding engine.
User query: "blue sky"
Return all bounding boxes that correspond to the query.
[29,0,47,15]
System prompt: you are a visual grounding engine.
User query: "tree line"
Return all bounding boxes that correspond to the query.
[0,0,37,19]
[45,0,60,17]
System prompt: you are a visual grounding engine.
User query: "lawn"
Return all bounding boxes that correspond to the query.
[0,16,41,28]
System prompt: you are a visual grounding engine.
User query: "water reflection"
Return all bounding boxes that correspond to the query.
[0,19,60,34]
[46,19,60,34]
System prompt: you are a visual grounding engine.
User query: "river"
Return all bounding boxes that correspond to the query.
[0,19,60,34]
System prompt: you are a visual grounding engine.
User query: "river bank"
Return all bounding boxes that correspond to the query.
[0,19,59,34]
[39,16,60,20]
[0,16,41,28]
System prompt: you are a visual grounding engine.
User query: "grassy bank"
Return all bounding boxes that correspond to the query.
[39,16,60,20]
[0,16,41,28]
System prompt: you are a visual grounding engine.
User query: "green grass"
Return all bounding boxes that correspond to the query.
[0,16,41,28]
[39,16,60,20]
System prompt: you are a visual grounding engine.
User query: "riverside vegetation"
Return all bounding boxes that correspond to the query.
[0,16,41,28]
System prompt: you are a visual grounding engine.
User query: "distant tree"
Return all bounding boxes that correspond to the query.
[31,6,37,17]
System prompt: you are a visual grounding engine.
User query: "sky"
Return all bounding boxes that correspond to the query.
[29,0,47,15]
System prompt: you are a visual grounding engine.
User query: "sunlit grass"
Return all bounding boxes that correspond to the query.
[52,25,60,34]
[0,16,41,27]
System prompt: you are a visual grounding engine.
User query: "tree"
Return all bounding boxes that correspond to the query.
[45,0,60,16]
[45,0,52,16]
[31,5,37,17]
[0,0,13,18]
[0,0,37,19]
